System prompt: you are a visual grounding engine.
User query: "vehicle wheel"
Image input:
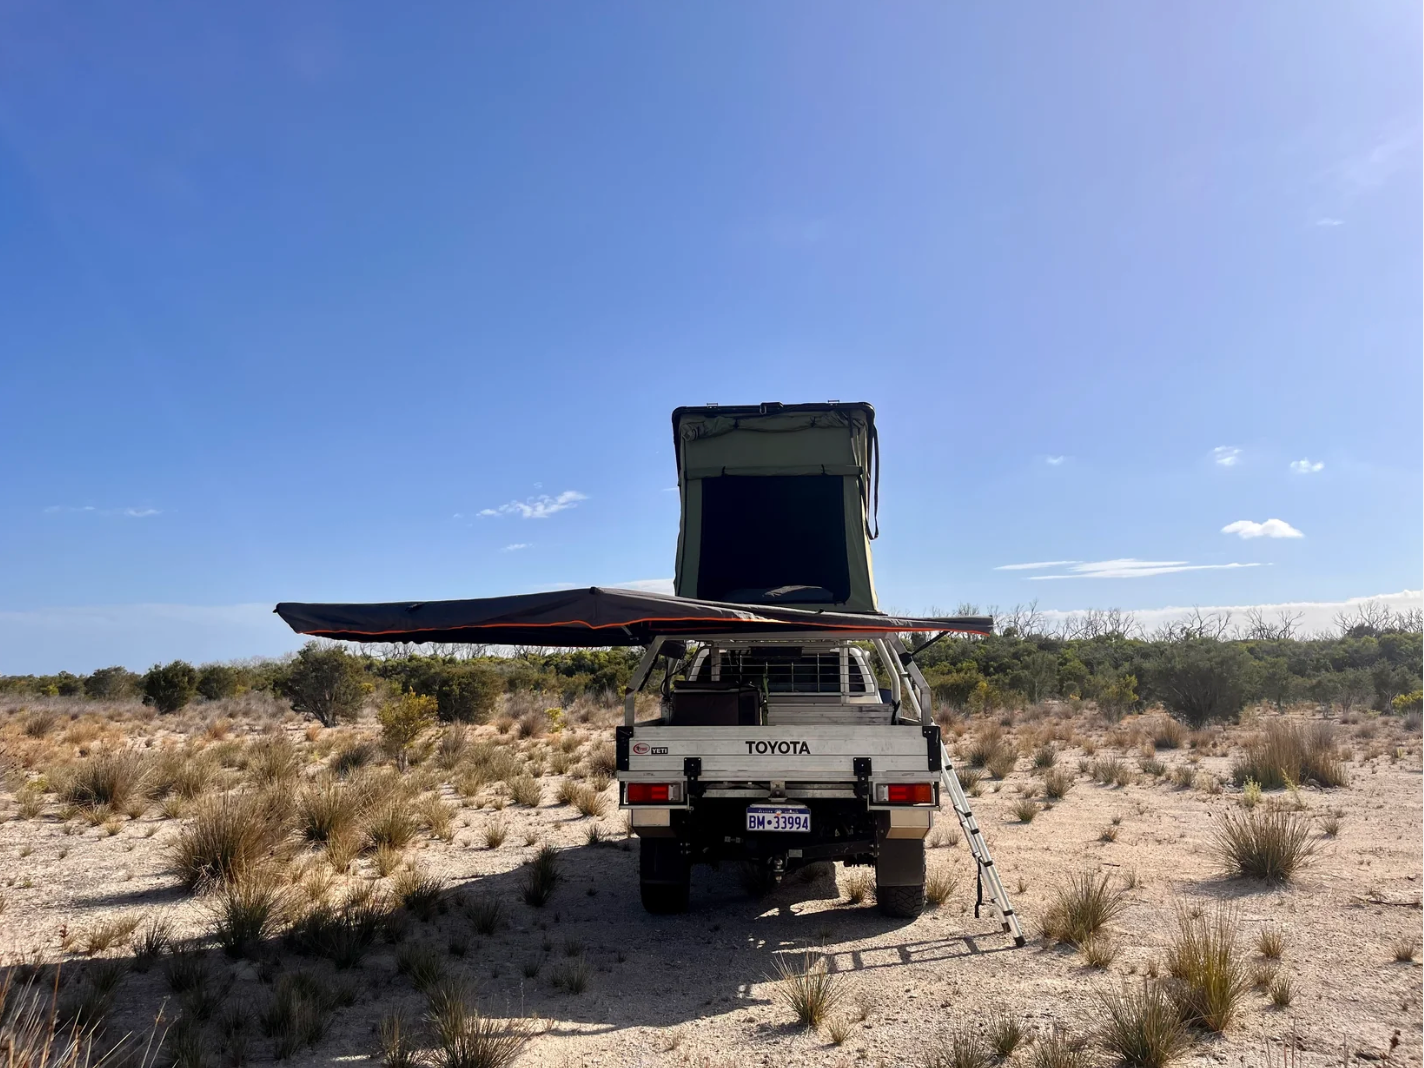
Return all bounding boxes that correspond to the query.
[876,882,925,918]
[640,879,690,914]
[639,838,690,914]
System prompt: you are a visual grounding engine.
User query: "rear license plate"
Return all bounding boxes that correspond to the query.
[746,805,810,833]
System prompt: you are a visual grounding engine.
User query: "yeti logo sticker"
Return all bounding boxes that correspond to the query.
[745,740,811,755]
[632,742,650,756]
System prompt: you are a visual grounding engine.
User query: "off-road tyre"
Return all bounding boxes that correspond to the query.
[640,880,690,914]
[876,882,925,919]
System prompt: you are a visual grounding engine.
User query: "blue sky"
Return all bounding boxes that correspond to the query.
[1,3,1420,672]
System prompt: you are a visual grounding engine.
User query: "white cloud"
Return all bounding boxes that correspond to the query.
[612,578,676,595]
[501,543,529,553]
[478,490,588,520]
[1025,559,1262,581]
[1037,590,1421,639]
[1045,456,1066,466]
[45,505,160,518]
[995,561,1082,571]
[1313,217,1345,227]
[1212,446,1242,467]
[1221,518,1304,540]
[1336,128,1416,197]
[1289,459,1324,474]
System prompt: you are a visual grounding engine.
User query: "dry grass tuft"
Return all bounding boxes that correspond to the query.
[1232,720,1348,790]
[1267,972,1294,1008]
[211,871,290,957]
[1097,981,1189,1068]
[924,1029,992,1068]
[842,869,875,906]
[57,750,150,812]
[394,868,445,921]
[482,815,509,850]
[288,888,389,968]
[571,785,608,818]
[1164,904,1249,1032]
[1043,768,1074,799]
[1029,1032,1093,1068]
[1255,926,1284,959]
[170,791,291,890]
[1211,808,1315,884]
[1040,870,1127,946]
[1012,800,1039,823]
[425,980,530,1068]
[925,866,958,907]
[986,1013,1027,1056]
[1081,936,1118,968]
[1393,938,1420,963]
[521,846,561,907]
[260,970,348,1059]
[508,776,542,808]
[772,951,844,1029]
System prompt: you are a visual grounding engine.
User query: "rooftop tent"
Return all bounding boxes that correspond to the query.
[672,402,880,613]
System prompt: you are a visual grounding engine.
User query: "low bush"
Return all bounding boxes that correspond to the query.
[260,971,348,1059]
[282,644,366,727]
[144,661,199,714]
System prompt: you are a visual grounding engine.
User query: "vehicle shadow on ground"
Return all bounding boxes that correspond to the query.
[20,837,1014,1064]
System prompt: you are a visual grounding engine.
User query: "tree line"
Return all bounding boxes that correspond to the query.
[3,602,1419,730]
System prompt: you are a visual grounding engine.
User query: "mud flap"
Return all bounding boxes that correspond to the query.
[874,836,925,887]
[640,837,690,885]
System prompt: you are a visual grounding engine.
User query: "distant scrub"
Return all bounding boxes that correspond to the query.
[3,608,1417,725]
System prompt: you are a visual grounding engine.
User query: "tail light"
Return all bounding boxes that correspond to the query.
[875,782,935,805]
[625,782,684,804]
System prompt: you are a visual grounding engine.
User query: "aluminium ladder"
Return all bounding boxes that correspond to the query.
[939,743,1026,946]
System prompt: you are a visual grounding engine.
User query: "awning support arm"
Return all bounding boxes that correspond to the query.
[624,636,667,727]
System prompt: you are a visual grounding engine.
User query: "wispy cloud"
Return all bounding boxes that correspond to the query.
[1222,518,1303,540]
[1336,128,1416,198]
[501,543,529,553]
[612,578,676,595]
[45,505,161,518]
[1289,459,1324,474]
[1024,559,1262,581]
[1045,455,1066,466]
[1212,446,1241,467]
[1313,217,1345,227]
[478,490,588,520]
[995,560,1082,571]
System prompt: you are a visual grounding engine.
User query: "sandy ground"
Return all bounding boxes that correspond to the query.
[0,700,1419,1068]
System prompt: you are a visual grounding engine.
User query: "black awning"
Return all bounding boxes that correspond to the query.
[274,586,992,648]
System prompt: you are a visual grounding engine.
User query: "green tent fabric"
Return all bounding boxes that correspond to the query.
[672,402,880,612]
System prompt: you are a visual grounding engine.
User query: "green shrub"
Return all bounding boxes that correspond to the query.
[282,643,366,727]
[144,661,199,714]
[378,692,438,768]
[197,665,240,701]
[1144,639,1256,728]
[84,666,139,699]
[434,664,503,724]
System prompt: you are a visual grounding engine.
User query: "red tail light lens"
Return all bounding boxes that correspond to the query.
[626,783,672,804]
[884,783,934,805]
